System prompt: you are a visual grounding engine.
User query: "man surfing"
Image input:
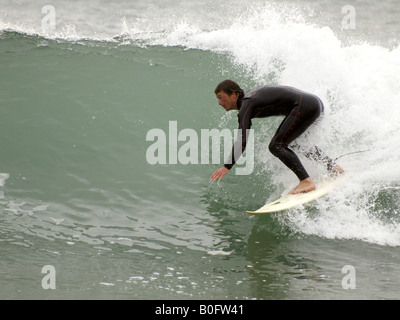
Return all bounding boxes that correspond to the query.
[209,80,344,194]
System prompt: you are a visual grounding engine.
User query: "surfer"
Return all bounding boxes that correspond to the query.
[209,80,344,194]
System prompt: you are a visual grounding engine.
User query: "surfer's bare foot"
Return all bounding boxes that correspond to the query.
[289,178,316,195]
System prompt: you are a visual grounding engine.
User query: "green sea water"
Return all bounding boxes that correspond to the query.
[1,0,400,300]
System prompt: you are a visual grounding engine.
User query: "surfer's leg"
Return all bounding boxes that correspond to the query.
[268,94,322,193]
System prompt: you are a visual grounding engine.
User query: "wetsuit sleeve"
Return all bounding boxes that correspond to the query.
[224,100,252,170]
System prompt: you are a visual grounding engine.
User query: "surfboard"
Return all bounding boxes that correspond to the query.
[246,175,347,215]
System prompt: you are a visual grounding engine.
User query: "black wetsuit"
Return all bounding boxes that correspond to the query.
[224,85,334,180]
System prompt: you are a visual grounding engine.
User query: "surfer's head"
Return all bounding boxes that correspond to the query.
[214,80,244,111]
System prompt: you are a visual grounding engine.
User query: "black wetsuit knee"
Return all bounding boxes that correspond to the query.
[268,139,283,158]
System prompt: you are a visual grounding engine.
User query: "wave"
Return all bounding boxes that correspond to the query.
[117,3,400,247]
[2,1,400,246]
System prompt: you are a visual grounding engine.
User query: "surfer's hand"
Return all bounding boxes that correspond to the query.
[330,164,344,175]
[210,167,229,181]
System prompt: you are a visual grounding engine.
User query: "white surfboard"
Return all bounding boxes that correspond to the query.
[246,175,347,215]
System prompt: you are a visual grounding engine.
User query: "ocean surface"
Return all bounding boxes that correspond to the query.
[1,0,400,300]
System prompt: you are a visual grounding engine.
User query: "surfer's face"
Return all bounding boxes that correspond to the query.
[215,91,238,111]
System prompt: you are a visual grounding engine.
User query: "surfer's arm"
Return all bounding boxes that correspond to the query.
[224,101,252,170]
[210,123,245,181]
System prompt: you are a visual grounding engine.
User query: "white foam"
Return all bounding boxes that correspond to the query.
[0,173,10,187]
[207,250,234,256]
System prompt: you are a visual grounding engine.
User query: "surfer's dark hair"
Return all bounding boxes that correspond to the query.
[214,80,244,100]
